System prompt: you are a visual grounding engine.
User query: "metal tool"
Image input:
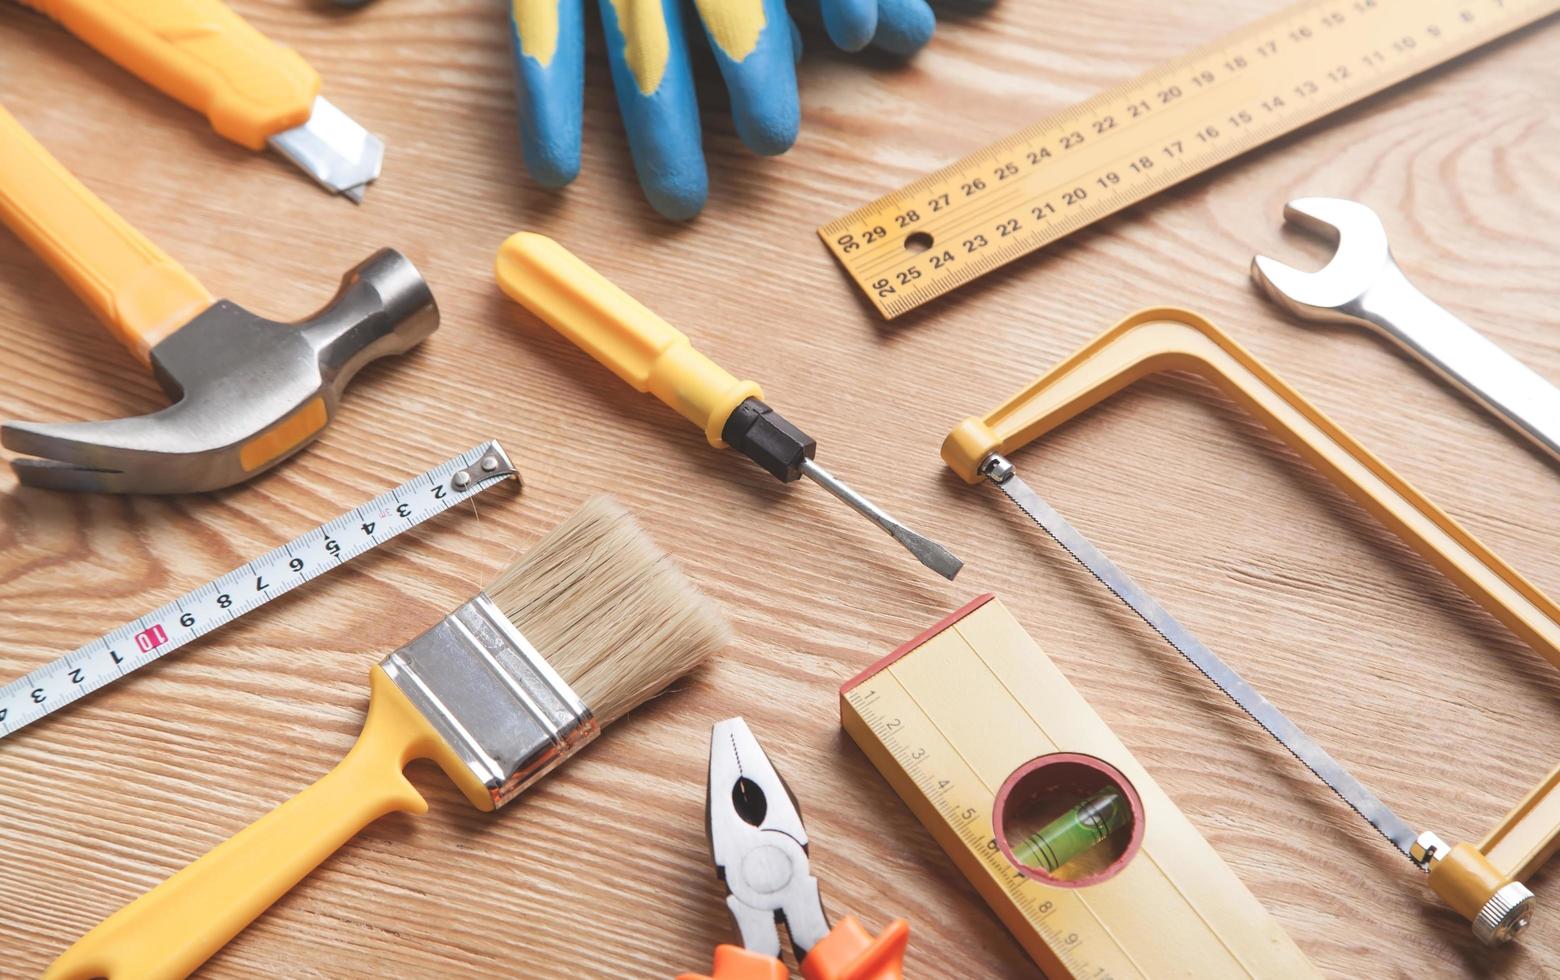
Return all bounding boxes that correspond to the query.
[495,232,963,580]
[16,0,383,200]
[0,105,435,492]
[1253,197,1560,463]
[943,308,1559,945]
[819,0,1559,318]
[979,451,1420,855]
[840,596,1318,977]
[679,717,910,980]
[0,441,518,740]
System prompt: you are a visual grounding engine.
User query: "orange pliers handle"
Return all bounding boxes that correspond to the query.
[678,917,910,980]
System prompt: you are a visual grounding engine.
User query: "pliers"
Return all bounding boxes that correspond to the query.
[679,717,910,980]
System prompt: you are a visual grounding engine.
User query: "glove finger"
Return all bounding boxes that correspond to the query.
[598,0,708,219]
[511,0,586,188]
[872,0,936,55]
[816,0,877,52]
[692,0,799,156]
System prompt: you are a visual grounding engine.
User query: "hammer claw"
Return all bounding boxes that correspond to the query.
[2,249,438,495]
[8,456,129,494]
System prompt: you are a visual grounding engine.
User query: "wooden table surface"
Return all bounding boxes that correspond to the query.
[2,1,1557,976]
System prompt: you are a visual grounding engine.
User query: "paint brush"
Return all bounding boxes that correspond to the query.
[46,497,730,980]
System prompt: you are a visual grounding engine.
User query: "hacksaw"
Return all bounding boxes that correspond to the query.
[819,0,1559,318]
[841,595,1319,977]
[942,308,1559,945]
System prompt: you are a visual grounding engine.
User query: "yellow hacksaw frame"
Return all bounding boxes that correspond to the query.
[943,308,1559,938]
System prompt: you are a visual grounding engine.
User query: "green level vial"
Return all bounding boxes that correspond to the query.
[1013,788,1129,872]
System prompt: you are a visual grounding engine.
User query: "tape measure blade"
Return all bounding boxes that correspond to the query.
[0,441,518,741]
[821,0,1560,318]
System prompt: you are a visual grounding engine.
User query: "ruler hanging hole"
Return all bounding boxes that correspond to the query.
[903,231,934,254]
[993,752,1144,888]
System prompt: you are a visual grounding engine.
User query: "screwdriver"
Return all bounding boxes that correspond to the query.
[495,233,963,580]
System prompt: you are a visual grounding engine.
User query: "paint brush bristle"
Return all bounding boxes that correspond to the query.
[486,496,730,725]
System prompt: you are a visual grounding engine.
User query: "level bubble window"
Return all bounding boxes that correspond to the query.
[993,752,1144,887]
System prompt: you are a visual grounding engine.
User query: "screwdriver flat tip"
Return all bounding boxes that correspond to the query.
[799,458,963,580]
[900,532,964,581]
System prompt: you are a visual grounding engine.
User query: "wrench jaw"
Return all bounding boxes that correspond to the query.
[1252,197,1397,325]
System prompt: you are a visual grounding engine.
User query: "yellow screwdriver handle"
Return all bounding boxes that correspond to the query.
[43,669,444,980]
[21,0,319,149]
[496,232,762,447]
[0,105,212,364]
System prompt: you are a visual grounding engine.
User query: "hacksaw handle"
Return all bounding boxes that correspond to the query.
[43,669,436,980]
[0,105,211,364]
[20,0,318,149]
[942,307,1560,670]
[496,232,762,447]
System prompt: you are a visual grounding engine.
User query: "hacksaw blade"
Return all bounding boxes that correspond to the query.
[982,454,1421,860]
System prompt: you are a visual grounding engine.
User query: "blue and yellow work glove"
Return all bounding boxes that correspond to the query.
[510,0,941,220]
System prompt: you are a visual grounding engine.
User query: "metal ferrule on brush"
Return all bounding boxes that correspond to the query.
[379,594,599,809]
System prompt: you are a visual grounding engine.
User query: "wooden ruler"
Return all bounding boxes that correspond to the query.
[840,595,1318,978]
[819,0,1558,318]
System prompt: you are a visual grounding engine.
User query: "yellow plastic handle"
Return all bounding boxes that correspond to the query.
[0,105,211,364]
[496,232,761,447]
[44,668,442,980]
[21,0,319,149]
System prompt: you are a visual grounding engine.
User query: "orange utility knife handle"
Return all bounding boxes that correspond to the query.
[20,0,319,149]
[0,105,211,364]
[679,918,909,980]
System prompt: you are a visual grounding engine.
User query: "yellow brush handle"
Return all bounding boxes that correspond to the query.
[0,105,212,364]
[496,232,761,447]
[21,0,319,149]
[44,668,443,980]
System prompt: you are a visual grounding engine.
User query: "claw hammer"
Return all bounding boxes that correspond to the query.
[0,106,437,493]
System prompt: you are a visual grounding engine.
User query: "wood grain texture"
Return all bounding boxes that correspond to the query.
[1,1,1557,977]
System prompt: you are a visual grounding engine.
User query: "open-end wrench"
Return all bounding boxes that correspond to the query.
[1251,197,1560,464]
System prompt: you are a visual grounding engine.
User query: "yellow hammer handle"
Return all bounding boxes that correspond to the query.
[496,232,761,447]
[20,0,319,149]
[0,105,211,364]
[44,669,440,980]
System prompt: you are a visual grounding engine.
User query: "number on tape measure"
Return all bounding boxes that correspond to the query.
[820,0,1559,317]
[0,441,519,740]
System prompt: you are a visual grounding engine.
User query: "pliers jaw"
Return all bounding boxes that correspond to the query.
[706,717,833,963]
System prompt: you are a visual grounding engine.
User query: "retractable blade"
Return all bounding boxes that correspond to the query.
[268,96,384,202]
[980,452,1422,861]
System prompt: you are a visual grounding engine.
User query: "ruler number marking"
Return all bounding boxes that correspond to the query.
[0,443,513,740]
[822,0,1546,315]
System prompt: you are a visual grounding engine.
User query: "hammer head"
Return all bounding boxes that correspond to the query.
[1251,197,1395,323]
[3,249,438,493]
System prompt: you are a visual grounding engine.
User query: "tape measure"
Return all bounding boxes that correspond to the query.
[840,595,1317,978]
[819,0,1558,318]
[0,441,520,740]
